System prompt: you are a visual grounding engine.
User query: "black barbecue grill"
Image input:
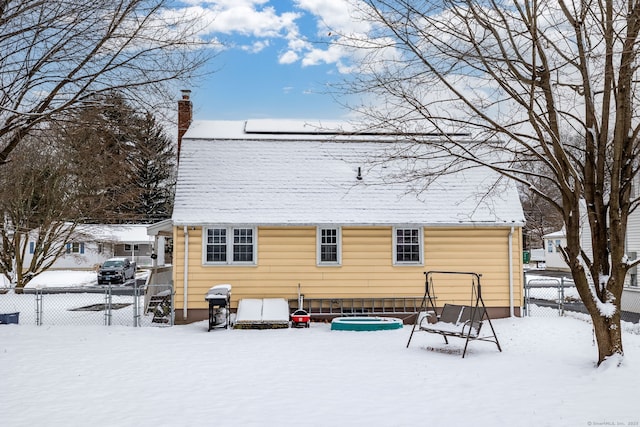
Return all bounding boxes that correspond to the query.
[205,284,232,331]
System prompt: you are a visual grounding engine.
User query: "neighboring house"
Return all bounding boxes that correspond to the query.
[542,229,571,271]
[626,176,640,287]
[171,105,526,322]
[541,208,640,316]
[542,199,593,272]
[24,224,155,270]
[542,194,640,293]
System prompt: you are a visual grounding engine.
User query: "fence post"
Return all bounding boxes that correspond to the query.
[133,282,140,327]
[170,289,175,326]
[559,277,565,317]
[523,272,529,317]
[35,288,43,326]
[104,285,112,326]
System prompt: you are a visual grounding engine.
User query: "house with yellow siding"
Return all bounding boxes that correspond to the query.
[171,100,525,323]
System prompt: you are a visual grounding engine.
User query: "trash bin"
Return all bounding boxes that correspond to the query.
[523,251,530,264]
[0,312,19,324]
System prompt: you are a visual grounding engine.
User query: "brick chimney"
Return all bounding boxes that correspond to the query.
[177,89,192,160]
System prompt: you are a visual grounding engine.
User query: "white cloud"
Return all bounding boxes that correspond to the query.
[242,40,270,53]
[285,32,310,51]
[279,50,299,64]
[211,7,300,38]
[178,1,300,39]
[295,0,371,35]
[170,0,390,75]
[301,44,344,67]
[291,0,392,74]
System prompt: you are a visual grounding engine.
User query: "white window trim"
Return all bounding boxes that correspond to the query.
[67,242,84,254]
[317,226,342,266]
[202,226,257,266]
[392,227,424,266]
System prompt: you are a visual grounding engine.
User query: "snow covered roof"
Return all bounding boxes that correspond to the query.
[172,120,525,226]
[146,219,173,237]
[543,229,566,239]
[75,224,154,243]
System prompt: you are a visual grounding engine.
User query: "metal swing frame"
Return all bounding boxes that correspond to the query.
[406,271,502,358]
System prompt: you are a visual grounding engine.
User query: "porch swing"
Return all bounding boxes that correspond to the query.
[406,271,502,358]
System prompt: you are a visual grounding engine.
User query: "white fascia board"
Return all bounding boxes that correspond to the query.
[172,220,524,228]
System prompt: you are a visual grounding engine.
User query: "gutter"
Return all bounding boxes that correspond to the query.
[508,226,514,317]
[172,220,526,228]
[183,226,189,320]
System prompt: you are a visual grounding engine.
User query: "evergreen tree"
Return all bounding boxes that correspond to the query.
[60,92,176,223]
[128,112,176,222]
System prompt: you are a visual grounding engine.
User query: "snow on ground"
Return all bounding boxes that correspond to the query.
[526,273,581,300]
[1,316,639,427]
[0,269,150,289]
[0,270,99,289]
[25,270,98,288]
[1,270,639,426]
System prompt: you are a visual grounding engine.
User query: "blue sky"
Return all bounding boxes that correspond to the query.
[178,0,366,121]
[196,43,344,120]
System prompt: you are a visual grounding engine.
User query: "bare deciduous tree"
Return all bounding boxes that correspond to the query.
[0,136,79,289]
[0,92,175,288]
[521,187,564,250]
[518,164,564,249]
[0,0,212,164]
[341,0,640,365]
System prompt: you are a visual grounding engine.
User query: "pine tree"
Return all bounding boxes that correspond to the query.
[127,112,176,222]
[60,92,176,223]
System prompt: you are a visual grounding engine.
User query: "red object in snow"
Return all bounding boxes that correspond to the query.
[290,309,310,328]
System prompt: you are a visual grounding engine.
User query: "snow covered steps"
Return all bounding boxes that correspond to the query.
[234,298,290,329]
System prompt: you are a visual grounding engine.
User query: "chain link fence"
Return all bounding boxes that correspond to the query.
[524,272,640,325]
[0,283,174,327]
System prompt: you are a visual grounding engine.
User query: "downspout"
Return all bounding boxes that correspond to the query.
[183,226,189,320]
[508,226,515,317]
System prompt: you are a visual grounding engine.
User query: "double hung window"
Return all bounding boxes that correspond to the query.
[66,242,85,254]
[205,227,256,265]
[318,227,341,265]
[394,227,423,265]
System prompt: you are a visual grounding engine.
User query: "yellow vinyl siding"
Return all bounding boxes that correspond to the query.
[425,228,522,306]
[173,225,523,311]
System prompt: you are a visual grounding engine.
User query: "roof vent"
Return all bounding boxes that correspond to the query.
[356,167,363,181]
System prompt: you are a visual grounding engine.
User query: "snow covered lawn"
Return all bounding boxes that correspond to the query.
[0,269,150,289]
[2,316,639,427]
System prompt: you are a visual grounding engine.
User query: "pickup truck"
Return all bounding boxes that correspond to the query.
[97,257,136,285]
